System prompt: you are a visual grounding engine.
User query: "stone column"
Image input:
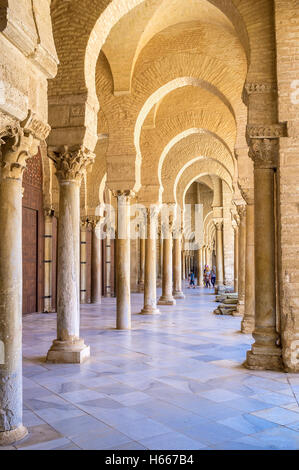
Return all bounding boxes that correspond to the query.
[197,248,204,286]
[232,219,239,293]
[157,235,163,286]
[115,191,133,329]
[44,209,54,313]
[80,218,88,304]
[104,236,112,297]
[245,138,283,370]
[173,230,185,299]
[158,218,176,306]
[182,251,186,280]
[139,235,145,292]
[242,190,255,334]
[0,120,43,445]
[140,207,160,314]
[90,217,102,304]
[234,205,246,316]
[47,146,94,363]
[214,221,224,286]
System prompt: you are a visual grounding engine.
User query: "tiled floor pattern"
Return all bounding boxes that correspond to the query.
[2,286,299,450]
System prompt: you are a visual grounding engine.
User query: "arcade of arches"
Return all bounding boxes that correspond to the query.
[0,0,299,447]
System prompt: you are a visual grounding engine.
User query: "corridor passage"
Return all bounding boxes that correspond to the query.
[8,288,299,450]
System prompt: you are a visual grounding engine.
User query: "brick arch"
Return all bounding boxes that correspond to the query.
[162,135,234,204]
[50,0,275,157]
[176,159,232,208]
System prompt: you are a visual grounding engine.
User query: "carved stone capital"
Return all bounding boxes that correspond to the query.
[112,189,135,202]
[247,123,287,140]
[87,216,102,230]
[242,82,276,106]
[48,145,95,182]
[80,217,90,230]
[0,120,40,180]
[214,219,223,231]
[238,177,254,205]
[236,204,246,219]
[248,138,279,170]
[44,207,55,218]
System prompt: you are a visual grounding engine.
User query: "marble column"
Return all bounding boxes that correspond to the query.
[139,235,145,292]
[0,122,41,445]
[91,217,102,304]
[44,209,54,313]
[215,221,224,286]
[173,231,185,299]
[182,251,186,280]
[104,236,112,297]
[115,191,132,329]
[242,193,255,334]
[197,248,204,286]
[158,219,176,306]
[245,139,282,370]
[140,207,160,314]
[234,205,246,316]
[47,146,94,364]
[232,220,239,293]
[80,218,88,304]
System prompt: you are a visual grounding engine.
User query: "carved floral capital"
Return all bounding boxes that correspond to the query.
[48,145,95,182]
[248,138,279,170]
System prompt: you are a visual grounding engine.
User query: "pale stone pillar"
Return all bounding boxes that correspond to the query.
[173,232,185,299]
[215,221,224,286]
[104,236,112,297]
[232,220,239,293]
[202,247,206,268]
[182,251,186,280]
[139,236,145,292]
[158,219,176,306]
[242,193,255,334]
[245,139,282,370]
[197,248,204,286]
[44,209,54,313]
[234,205,246,316]
[115,191,132,329]
[0,121,43,444]
[140,207,160,314]
[80,218,88,304]
[47,146,94,364]
[90,218,102,304]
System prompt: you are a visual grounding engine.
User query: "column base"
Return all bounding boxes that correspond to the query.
[46,339,90,364]
[232,301,245,317]
[173,291,185,299]
[140,305,160,315]
[241,317,255,334]
[0,425,28,446]
[244,346,283,371]
[158,297,176,306]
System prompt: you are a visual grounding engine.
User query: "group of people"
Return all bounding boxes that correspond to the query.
[203,265,216,288]
[187,265,216,288]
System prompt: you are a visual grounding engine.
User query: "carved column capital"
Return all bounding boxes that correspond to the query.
[238,177,254,205]
[80,217,90,231]
[44,207,55,219]
[87,216,102,230]
[0,115,43,180]
[112,189,135,200]
[48,145,95,183]
[214,219,223,231]
[242,82,277,106]
[236,204,246,219]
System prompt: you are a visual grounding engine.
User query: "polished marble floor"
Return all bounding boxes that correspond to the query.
[2,286,299,450]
